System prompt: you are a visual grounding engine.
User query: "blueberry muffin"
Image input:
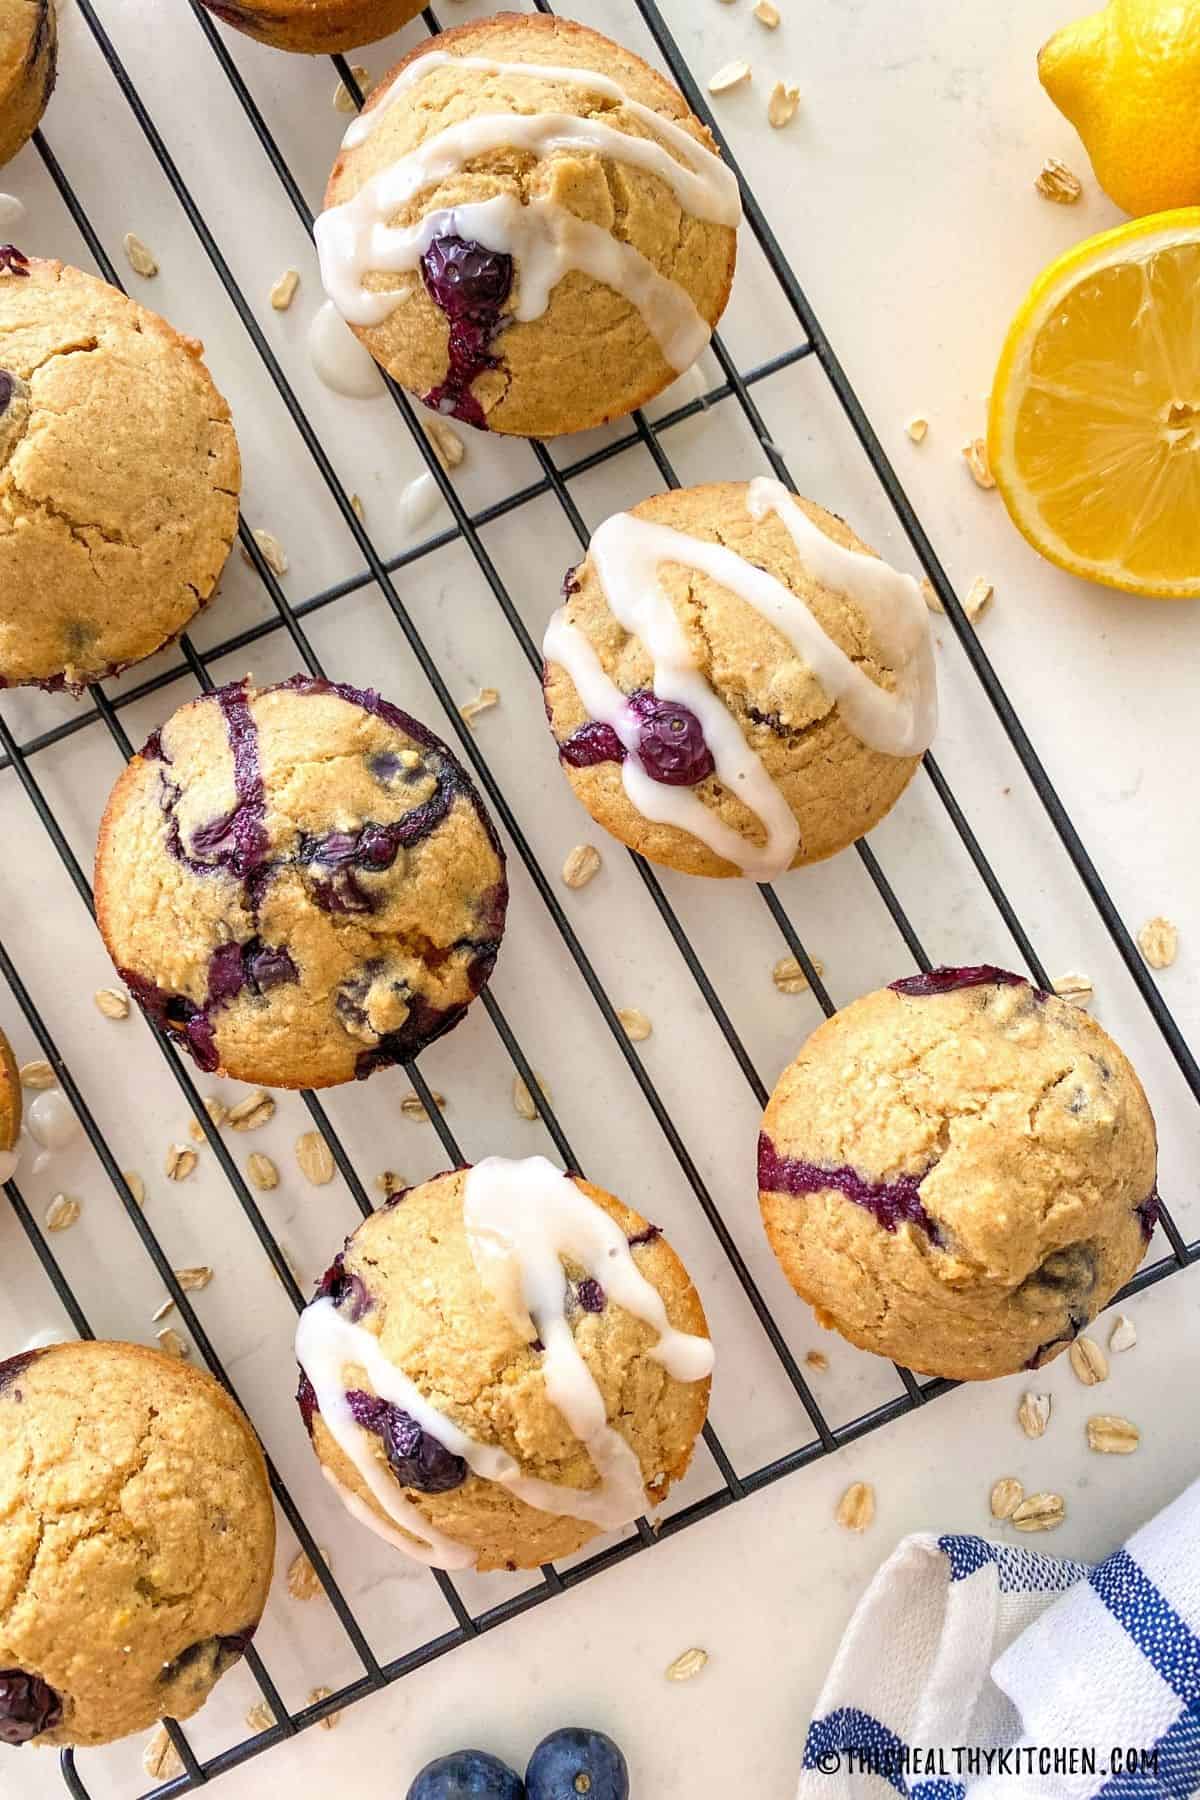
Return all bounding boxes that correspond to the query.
[0,1340,274,1749]
[759,967,1158,1381]
[197,0,424,53]
[0,256,240,690]
[316,14,740,437]
[542,479,937,879]
[0,1026,19,1157]
[95,676,507,1089]
[0,1,56,168]
[295,1157,713,1571]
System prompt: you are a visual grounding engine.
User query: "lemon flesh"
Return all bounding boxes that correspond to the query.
[989,210,1200,598]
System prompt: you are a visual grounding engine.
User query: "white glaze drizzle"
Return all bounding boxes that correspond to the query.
[294,1156,712,1569]
[542,478,937,880]
[315,52,739,370]
[307,298,383,399]
[26,1091,79,1153]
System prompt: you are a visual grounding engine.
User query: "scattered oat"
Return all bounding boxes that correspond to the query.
[1035,156,1083,204]
[175,1266,212,1292]
[990,1476,1024,1520]
[805,1349,829,1372]
[512,1072,550,1121]
[772,954,824,994]
[228,1090,276,1131]
[94,987,130,1021]
[203,1096,228,1130]
[459,686,500,729]
[1069,1336,1108,1386]
[151,1297,175,1324]
[156,1326,190,1360]
[963,576,994,623]
[618,1007,653,1042]
[401,1090,445,1122]
[1087,1414,1140,1456]
[246,1700,276,1733]
[270,269,299,311]
[424,415,466,471]
[1109,1313,1137,1354]
[665,1647,709,1682]
[164,1144,198,1182]
[835,1481,875,1532]
[287,1548,329,1602]
[296,1131,335,1186]
[123,232,158,278]
[754,0,781,22]
[350,492,366,523]
[122,1170,146,1208]
[1011,1491,1065,1532]
[1137,917,1178,970]
[19,1059,56,1090]
[1052,972,1094,1009]
[961,437,996,489]
[143,1725,184,1781]
[189,1116,207,1145]
[310,1686,341,1728]
[1018,1391,1052,1438]
[332,65,368,112]
[45,1193,81,1232]
[563,843,602,889]
[767,81,800,128]
[905,415,929,443]
[247,1151,279,1191]
[709,59,751,93]
[247,528,288,579]
[375,1169,404,1195]
[920,576,943,615]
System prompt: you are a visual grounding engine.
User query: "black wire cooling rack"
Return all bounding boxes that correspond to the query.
[0,0,1197,1793]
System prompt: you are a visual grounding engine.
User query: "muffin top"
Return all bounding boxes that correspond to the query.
[0,258,239,689]
[542,480,937,878]
[317,13,740,436]
[198,0,425,55]
[759,967,1158,1379]
[296,1158,713,1571]
[0,1026,19,1155]
[95,676,507,1089]
[0,1340,274,1749]
[0,1,51,101]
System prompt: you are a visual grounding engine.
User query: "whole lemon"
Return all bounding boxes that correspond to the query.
[1039,0,1200,215]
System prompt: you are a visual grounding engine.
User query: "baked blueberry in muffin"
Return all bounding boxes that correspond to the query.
[94,676,507,1088]
[315,14,740,437]
[759,967,1159,1379]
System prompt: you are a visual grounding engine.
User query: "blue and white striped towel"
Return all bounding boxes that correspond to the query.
[798,1479,1200,1799]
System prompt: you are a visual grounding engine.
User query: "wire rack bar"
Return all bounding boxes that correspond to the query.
[0,1,1183,1795]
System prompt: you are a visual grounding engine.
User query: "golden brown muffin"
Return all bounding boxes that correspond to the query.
[759,967,1158,1381]
[0,1340,275,1748]
[296,1159,713,1571]
[316,14,740,437]
[94,676,507,1089]
[0,1,56,168]
[197,0,424,54]
[0,1027,19,1155]
[542,480,936,878]
[0,257,240,690]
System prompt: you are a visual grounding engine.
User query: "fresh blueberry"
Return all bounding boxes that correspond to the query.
[627,692,715,787]
[407,1749,526,1799]
[526,1728,629,1800]
[0,1670,62,1745]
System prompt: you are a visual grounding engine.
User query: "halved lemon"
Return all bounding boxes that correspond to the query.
[988,209,1200,599]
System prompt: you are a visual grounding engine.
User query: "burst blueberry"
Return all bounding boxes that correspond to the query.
[407,1749,526,1799]
[345,1390,468,1494]
[627,692,715,786]
[421,236,514,321]
[526,1727,629,1800]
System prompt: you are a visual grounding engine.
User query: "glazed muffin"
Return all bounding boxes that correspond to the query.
[542,479,937,879]
[315,14,740,437]
[197,0,424,53]
[295,1157,713,1571]
[0,256,240,690]
[0,1,56,168]
[759,966,1158,1381]
[95,676,507,1089]
[0,1340,275,1749]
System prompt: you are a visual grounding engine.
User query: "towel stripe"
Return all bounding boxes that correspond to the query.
[1090,1550,1200,1703]
[1093,1698,1200,1800]
[803,1708,908,1796]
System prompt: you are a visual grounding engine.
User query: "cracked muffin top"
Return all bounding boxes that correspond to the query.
[295,1156,713,1572]
[0,1340,274,1749]
[0,2,56,168]
[0,256,239,690]
[197,0,426,54]
[0,1025,19,1154]
[316,13,740,438]
[94,676,508,1090]
[759,967,1158,1381]
[542,480,937,879]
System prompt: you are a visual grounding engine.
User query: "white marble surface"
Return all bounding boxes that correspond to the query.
[1,0,1199,1796]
